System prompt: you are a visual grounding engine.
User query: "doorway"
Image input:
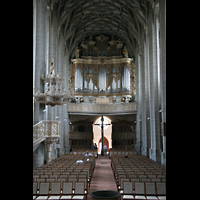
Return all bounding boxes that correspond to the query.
[98,136,109,154]
[93,116,112,154]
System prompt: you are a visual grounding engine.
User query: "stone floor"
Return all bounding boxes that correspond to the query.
[87,156,117,200]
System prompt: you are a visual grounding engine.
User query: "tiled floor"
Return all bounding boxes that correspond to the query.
[87,156,117,200]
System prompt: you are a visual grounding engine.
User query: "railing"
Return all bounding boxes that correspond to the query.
[74,87,131,95]
[68,102,137,114]
[33,120,61,142]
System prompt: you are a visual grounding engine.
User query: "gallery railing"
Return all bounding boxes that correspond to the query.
[68,102,137,114]
[74,87,131,94]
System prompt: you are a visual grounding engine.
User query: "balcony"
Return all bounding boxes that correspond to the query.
[68,102,137,115]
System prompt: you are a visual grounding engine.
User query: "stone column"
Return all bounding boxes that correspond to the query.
[45,5,50,122]
[140,28,148,156]
[48,7,58,121]
[63,104,70,154]
[135,44,141,154]
[33,0,36,124]
[160,0,166,165]
[145,32,151,156]
[46,143,53,163]
[57,32,65,156]
[63,51,70,154]
[33,0,47,124]
[147,5,161,163]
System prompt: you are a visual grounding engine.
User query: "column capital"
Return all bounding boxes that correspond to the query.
[44,135,60,144]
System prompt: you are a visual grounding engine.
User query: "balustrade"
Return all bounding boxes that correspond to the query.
[68,102,137,114]
[33,120,60,141]
[33,120,60,162]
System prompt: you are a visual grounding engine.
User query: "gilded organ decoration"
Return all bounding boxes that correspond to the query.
[69,35,136,103]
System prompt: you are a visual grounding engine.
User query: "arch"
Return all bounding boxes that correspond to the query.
[93,116,112,154]
[98,137,109,154]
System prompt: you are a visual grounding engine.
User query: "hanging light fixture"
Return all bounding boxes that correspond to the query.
[33,58,74,107]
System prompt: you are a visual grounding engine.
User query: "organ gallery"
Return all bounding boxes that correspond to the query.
[69,34,136,104]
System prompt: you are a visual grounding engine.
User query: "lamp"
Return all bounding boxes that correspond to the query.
[33,58,74,106]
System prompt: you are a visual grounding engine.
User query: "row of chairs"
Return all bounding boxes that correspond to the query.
[33,152,96,200]
[34,177,88,191]
[109,150,136,157]
[34,167,92,188]
[69,149,98,157]
[36,154,95,168]
[118,178,166,192]
[122,181,166,200]
[33,181,86,200]
[111,155,166,193]
[111,155,166,169]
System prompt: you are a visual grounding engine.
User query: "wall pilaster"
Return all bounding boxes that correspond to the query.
[160,0,166,165]
[33,0,47,125]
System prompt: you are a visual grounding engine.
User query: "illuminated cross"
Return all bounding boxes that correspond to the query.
[94,116,111,156]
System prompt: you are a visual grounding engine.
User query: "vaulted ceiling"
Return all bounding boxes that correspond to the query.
[48,0,158,60]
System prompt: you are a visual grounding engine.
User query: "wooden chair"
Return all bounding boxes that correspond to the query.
[36,182,50,200]
[122,181,134,200]
[148,175,156,179]
[82,170,91,187]
[46,178,56,183]
[156,183,166,200]
[48,182,61,200]
[128,174,137,179]
[59,174,68,179]
[36,178,45,190]
[60,182,73,199]
[33,182,38,200]
[50,174,58,181]
[151,179,161,183]
[40,175,49,179]
[72,182,86,200]
[141,178,150,183]
[134,182,146,200]
[138,175,147,181]
[78,174,87,179]
[130,178,139,190]
[145,183,158,199]
[78,178,88,195]
[117,174,127,186]
[33,175,40,181]
[119,178,129,193]
[45,171,53,175]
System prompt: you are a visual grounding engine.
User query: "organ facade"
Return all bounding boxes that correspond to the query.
[68,34,136,104]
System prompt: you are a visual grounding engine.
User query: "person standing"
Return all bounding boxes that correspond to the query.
[94,143,98,149]
[91,143,95,149]
[103,144,107,156]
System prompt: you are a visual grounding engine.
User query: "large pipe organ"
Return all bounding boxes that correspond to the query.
[68,34,136,104]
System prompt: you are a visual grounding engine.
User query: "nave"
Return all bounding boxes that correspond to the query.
[33,151,166,200]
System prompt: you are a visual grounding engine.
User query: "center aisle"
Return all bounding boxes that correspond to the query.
[87,156,117,200]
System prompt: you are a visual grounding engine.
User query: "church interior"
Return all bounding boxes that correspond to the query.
[33,0,166,199]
